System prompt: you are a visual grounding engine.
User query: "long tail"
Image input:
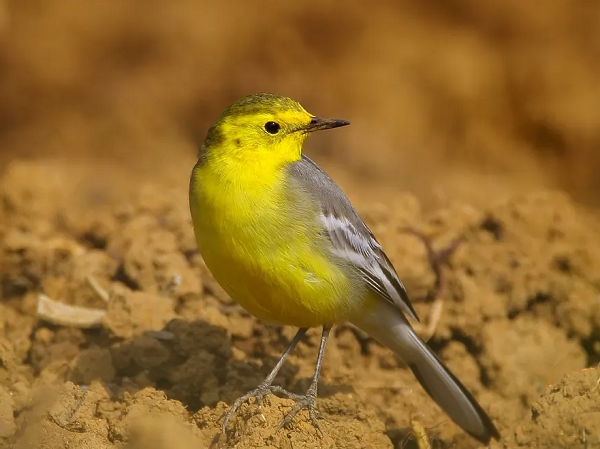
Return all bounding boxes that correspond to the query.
[351,300,500,444]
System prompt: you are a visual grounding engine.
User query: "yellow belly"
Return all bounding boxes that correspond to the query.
[190,163,357,328]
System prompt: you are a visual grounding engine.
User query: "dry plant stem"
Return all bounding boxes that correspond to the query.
[410,419,432,449]
[37,275,112,328]
[160,273,182,296]
[400,228,464,341]
[86,275,110,302]
[591,364,600,392]
[337,232,462,342]
[36,294,106,328]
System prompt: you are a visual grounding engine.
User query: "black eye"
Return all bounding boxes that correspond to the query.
[264,121,281,134]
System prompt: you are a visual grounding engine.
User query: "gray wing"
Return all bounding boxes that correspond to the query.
[288,155,419,322]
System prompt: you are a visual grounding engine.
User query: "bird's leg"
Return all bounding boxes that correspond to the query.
[277,326,331,434]
[222,327,308,433]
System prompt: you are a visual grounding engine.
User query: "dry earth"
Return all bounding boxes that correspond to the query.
[1,1,600,448]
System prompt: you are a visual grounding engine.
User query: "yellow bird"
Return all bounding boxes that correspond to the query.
[189,93,499,444]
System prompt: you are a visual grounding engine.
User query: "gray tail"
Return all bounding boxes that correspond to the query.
[351,300,500,444]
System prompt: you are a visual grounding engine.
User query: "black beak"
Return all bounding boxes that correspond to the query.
[304,117,350,133]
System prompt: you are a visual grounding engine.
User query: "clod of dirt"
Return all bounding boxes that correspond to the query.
[106,388,192,442]
[2,229,117,311]
[69,347,116,385]
[194,393,392,449]
[125,414,209,449]
[0,386,16,438]
[130,335,171,369]
[0,161,72,229]
[481,317,587,403]
[12,382,113,449]
[107,214,201,296]
[103,289,176,339]
[0,303,35,362]
[29,327,86,375]
[0,338,32,394]
[134,184,199,257]
[514,367,600,448]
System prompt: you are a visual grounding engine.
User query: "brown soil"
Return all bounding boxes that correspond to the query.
[2,1,600,448]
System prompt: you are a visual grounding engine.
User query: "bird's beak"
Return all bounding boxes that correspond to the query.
[303,117,350,133]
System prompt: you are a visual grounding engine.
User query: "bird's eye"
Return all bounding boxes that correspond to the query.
[264,121,281,134]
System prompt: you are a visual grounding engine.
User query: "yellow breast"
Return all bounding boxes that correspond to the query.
[189,160,355,328]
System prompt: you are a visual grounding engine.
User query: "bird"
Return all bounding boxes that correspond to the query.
[188,93,500,444]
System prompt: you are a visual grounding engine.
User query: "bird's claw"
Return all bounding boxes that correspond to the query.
[221,384,302,433]
[276,391,322,435]
[221,384,322,436]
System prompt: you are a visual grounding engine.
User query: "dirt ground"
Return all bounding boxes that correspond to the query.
[1,1,600,448]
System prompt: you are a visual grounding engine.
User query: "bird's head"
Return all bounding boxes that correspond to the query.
[200,93,349,165]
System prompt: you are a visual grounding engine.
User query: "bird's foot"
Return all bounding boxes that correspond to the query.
[222,383,322,435]
[276,389,322,435]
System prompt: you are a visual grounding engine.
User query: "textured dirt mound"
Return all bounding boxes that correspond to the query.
[515,367,600,449]
[1,160,599,448]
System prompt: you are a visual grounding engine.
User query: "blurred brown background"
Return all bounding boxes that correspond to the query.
[1,3,600,447]
[1,0,599,210]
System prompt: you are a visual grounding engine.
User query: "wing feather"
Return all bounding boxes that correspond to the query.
[288,155,419,322]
